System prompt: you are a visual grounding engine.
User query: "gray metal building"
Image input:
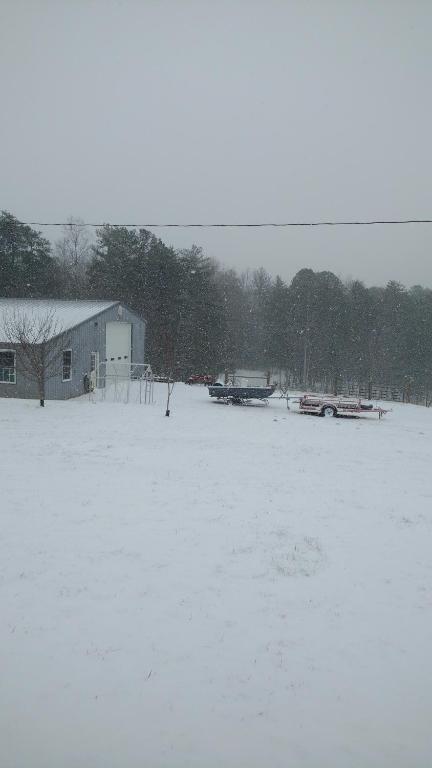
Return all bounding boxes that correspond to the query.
[0,299,146,400]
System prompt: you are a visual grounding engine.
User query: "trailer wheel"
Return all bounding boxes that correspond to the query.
[321,405,337,417]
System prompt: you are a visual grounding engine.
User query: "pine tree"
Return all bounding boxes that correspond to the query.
[0,211,60,298]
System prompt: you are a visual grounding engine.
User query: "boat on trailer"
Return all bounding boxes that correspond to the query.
[208,384,275,404]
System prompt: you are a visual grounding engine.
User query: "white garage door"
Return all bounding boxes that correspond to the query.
[105,322,131,378]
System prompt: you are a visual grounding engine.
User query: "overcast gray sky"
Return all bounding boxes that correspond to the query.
[1,0,432,287]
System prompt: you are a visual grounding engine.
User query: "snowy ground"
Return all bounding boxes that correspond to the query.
[1,385,432,768]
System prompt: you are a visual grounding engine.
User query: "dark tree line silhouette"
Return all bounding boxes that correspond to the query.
[1,211,431,401]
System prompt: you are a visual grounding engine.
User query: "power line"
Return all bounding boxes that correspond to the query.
[18,218,432,229]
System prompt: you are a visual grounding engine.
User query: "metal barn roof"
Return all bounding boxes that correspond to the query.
[0,299,119,340]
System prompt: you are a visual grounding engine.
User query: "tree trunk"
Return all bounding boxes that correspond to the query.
[39,346,46,406]
[39,376,45,407]
[303,342,307,387]
[333,371,338,396]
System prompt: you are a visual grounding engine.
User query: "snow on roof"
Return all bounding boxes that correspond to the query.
[0,299,118,340]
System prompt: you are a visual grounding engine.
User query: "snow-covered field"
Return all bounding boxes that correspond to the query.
[1,385,432,768]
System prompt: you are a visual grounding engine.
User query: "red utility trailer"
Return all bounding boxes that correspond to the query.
[298,393,389,419]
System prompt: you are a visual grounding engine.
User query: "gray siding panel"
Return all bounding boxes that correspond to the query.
[0,341,39,399]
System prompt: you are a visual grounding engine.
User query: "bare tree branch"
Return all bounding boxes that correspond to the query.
[2,309,70,406]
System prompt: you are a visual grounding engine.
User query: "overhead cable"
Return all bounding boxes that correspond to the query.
[18,218,432,229]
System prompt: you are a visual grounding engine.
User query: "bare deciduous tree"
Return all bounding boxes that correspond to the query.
[54,217,93,297]
[3,310,70,406]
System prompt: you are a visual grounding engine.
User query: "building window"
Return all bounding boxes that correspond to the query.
[62,350,72,381]
[0,350,16,384]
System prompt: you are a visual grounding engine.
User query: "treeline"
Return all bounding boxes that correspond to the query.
[1,211,432,395]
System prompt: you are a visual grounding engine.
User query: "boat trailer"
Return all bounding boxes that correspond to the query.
[208,384,275,405]
[296,393,389,418]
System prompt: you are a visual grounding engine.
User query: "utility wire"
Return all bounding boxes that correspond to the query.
[18,219,432,228]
